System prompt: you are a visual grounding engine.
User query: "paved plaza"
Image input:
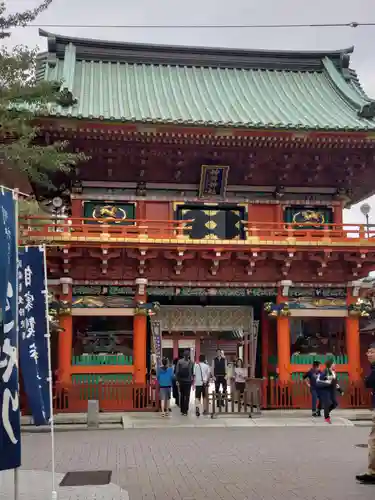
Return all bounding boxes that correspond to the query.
[0,425,374,500]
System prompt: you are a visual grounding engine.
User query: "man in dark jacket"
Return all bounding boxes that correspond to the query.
[356,342,375,484]
[212,349,227,405]
[175,350,193,416]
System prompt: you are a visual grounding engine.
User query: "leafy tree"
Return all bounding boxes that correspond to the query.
[0,0,87,186]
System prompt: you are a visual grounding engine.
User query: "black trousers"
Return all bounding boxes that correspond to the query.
[215,376,227,395]
[320,388,338,419]
[172,380,179,406]
[179,382,191,414]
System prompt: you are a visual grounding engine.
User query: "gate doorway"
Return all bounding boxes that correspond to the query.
[151,305,258,372]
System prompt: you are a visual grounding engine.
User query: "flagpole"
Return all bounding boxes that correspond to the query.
[0,185,32,199]
[41,244,57,500]
[13,188,20,500]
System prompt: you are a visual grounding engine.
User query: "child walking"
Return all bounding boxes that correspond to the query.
[157,358,174,416]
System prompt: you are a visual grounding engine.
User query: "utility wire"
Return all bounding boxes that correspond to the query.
[17,21,375,29]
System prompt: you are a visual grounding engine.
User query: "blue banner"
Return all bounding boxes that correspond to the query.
[0,188,21,471]
[18,246,50,426]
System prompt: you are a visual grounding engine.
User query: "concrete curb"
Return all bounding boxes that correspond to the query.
[20,409,372,431]
[22,423,123,433]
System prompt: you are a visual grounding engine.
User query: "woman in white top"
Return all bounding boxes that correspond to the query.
[194,354,211,417]
[233,358,247,403]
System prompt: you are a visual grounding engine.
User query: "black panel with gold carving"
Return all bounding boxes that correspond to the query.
[284,206,333,229]
[83,202,135,225]
[175,203,246,240]
[199,165,229,198]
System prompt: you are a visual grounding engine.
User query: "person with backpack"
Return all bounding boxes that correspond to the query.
[172,358,180,408]
[175,349,193,415]
[194,354,211,417]
[156,358,174,416]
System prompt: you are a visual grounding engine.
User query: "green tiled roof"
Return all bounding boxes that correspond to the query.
[38,30,375,131]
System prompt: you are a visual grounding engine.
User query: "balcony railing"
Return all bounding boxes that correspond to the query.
[19,216,375,247]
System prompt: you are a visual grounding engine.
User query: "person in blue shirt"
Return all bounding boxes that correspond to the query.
[157,358,174,416]
[303,361,322,417]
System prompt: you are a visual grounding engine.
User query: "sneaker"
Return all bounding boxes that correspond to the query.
[161,412,165,417]
[325,417,331,424]
[316,411,321,417]
[196,407,200,417]
[356,473,375,484]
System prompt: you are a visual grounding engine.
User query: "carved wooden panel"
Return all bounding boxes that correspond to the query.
[153,305,253,332]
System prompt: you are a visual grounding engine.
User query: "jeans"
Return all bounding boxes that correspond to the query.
[310,388,322,413]
[320,388,338,419]
[179,382,191,414]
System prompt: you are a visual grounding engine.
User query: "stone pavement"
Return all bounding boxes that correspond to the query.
[0,426,374,500]
[121,411,355,428]
[0,470,129,500]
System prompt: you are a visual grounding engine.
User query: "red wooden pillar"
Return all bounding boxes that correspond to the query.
[133,278,147,383]
[71,199,82,218]
[346,289,361,382]
[261,308,269,379]
[195,337,201,361]
[173,336,179,359]
[276,291,291,382]
[58,278,73,385]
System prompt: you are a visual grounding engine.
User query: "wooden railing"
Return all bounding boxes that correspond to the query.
[267,379,372,409]
[71,354,133,366]
[19,216,375,247]
[52,382,159,413]
[20,379,371,414]
[21,379,369,414]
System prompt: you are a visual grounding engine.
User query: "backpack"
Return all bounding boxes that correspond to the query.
[177,360,192,380]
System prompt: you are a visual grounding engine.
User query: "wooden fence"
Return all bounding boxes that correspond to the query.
[52,382,159,413]
[21,379,371,414]
[266,379,372,409]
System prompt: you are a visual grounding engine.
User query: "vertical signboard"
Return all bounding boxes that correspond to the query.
[0,188,21,470]
[18,246,50,426]
[150,320,162,369]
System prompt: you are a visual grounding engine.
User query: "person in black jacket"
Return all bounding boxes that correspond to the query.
[356,342,375,484]
[172,358,180,408]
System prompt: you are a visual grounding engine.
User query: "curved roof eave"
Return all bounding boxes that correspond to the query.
[39,29,355,71]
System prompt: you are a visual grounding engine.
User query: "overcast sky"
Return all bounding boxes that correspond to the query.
[7,0,375,224]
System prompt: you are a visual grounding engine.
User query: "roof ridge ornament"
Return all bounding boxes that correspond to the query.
[358,101,375,119]
[56,88,77,107]
[323,57,375,120]
[57,43,78,108]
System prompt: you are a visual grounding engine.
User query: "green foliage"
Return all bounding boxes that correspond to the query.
[0,1,88,186]
[18,196,49,217]
[0,0,53,39]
